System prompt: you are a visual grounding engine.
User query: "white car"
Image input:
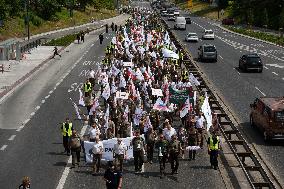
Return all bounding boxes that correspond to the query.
[185,33,198,42]
[202,29,214,39]
[174,17,186,30]
[174,10,180,17]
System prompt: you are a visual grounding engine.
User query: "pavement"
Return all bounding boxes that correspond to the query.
[162,9,284,187]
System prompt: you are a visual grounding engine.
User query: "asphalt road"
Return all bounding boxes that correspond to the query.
[162,9,284,185]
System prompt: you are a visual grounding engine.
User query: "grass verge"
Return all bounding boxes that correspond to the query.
[224,26,284,46]
[0,7,117,41]
[44,34,77,47]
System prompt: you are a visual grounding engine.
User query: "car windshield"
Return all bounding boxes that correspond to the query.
[204,46,216,52]
[247,57,261,62]
[188,34,197,37]
[275,111,284,122]
[205,31,213,35]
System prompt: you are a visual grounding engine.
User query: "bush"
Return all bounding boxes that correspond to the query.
[30,13,43,27]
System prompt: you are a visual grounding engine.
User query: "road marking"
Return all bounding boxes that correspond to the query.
[45,95,50,99]
[0,145,8,151]
[219,55,223,59]
[272,72,279,76]
[8,135,16,141]
[35,106,40,110]
[55,82,60,87]
[233,68,240,75]
[16,125,25,132]
[41,100,45,104]
[282,78,284,80]
[49,90,53,94]
[264,66,268,70]
[266,64,284,69]
[30,112,35,116]
[54,87,57,90]
[255,87,266,96]
[55,124,89,189]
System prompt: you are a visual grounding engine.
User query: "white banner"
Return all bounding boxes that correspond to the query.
[123,62,133,67]
[151,88,163,96]
[115,91,129,99]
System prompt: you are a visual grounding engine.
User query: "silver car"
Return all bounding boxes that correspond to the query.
[198,44,217,62]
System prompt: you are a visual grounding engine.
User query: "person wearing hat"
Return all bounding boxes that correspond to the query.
[207,131,220,170]
[104,161,123,189]
[113,138,127,172]
[131,130,145,173]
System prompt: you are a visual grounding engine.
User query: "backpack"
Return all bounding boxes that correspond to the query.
[70,136,81,149]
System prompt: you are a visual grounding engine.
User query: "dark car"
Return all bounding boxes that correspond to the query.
[222,18,234,25]
[198,44,217,62]
[239,54,263,72]
[185,17,191,24]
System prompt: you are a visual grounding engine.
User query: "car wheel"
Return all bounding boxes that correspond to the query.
[250,115,255,128]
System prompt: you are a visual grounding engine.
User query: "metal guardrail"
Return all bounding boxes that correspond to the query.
[159,17,279,189]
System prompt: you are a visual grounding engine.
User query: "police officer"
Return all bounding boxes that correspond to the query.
[207,131,220,170]
[105,23,109,33]
[179,50,184,65]
[155,134,168,178]
[99,33,104,44]
[61,118,73,156]
[105,46,111,56]
[131,130,145,173]
[83,79,92,97]
[168,135,181,174]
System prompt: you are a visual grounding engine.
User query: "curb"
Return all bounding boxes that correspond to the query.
[217,24,284,49]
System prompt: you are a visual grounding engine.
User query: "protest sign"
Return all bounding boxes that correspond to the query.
[169,86,190,106]
[123,62,133,67]
[116,91,129,99]
[151,88,163,96]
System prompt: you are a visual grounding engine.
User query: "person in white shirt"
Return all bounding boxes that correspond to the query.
[89,123,101,142]
[113,138,127,171]
[195,111,206,148]
[92,136,103,175]
[163,121,176,142]
[89,68,95,86]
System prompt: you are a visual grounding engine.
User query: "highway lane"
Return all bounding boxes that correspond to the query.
[162,12,284,185]
[0,27,114,188]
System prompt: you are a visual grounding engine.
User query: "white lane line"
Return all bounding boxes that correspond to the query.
[45,95,50,99]
[8,135,16,141]
[272,72,279,76]
[233,68,240,75]
[56,124,89,189]
[35,106,40,110]
[54,87,57,90]
[49,90,53,94]
[16,125,25,132]
[255,87,266,96]
[55,82,60,87]
[0,145,8,151]
[41,100,45,104]
[264,66,268,70]
[30,112,35,116]
[23,119,30,125]
[219,55,224,59]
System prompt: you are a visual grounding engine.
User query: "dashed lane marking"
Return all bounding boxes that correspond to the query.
[35,106,40,110]
[41,100,45,104]
[45,95,50,99]
[255,86,266,96]
[49,90,53,94]
[16,125,25,132]
[8,135,16,141]
[233,68,241,75]
[0,145,8,151]
[272,72,279,76]
[30,112,35,116]
[219,55,224,59]
[264,66,269,70]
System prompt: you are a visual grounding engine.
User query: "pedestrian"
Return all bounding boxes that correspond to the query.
[113,138,127,172]
[111,22,114,31]
[99,33,104,44]
[92,136,104,175]
[168,135,181,175]
[106,24,109,33]
[145,127,156,163]
[69,130,82,168]
[83,78,92,97]
[52,46,61,58]
[77,33,80,44]
[207,131,220,170]
[89,68,96,87]
[81,32,85,43]
[195,111,206,148]
[88,123,101,142]
[131,130,145,173]
[61,117,73,156]
[104,161,123,189]
[162,120,176,142]
[115,24,117,32]
[155,134,168,178]
[187,126,198,160]
[84,95,93,115]
[177,127,187,159]
[18,176,31,189]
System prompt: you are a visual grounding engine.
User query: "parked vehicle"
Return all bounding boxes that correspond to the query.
[161,10,168,17]
[174,17,186,30]
[185,32,198,42]
[202,29,214,39]
[198,44,217,62]
[250,97,284,141]
[185,17,191,24]
[239,53,263,73]
[222,18,235,25]
[174,10,180,17]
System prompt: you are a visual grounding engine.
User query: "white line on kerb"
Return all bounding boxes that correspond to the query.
[41,100,45,104]
[8,135,16,141]
[272,72,279,76]
[233,68,240,75]
[49,90,53,94]
[45,95,50,99]
[264,66,268,70]
[0,145,8,151]
[16,125,25,132]
[219,55,224,59]
[282,78,284,80]
[35,106,40,110]
[55,124,89,189]
[255,87,266,96]
[30,112,35,116]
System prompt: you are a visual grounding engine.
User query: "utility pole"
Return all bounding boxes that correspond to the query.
[24,0,30,41]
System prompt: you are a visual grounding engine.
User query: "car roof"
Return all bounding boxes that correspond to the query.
[259,97,284,111]
[204,29,213,32]
[245,53,260,58]
[187,32,197,35]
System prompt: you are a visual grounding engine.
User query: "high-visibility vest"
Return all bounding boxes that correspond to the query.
[180,52,184,60]
[84,82,92,92]
[174,59,179,66]
[103,59,109,65]
[209,136,220,150]
[62,122,73,137]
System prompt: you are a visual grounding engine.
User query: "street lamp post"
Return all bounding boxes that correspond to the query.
[24,0,30,41]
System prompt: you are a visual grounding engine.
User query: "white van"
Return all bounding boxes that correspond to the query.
[174,17,186,30]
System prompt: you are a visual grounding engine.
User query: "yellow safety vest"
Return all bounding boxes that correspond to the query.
[180,52,184,60]
[209,136,220,150]
[62,122,73,137]
[84,82,92,92]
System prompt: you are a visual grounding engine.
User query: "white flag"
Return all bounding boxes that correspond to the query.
[189,73,200,86]
[119,74,126,88]
[111,81,117,94]
[201,96,212,131]
[180,97,190,118]
[104,105,110,129]
[133,107,142,126]
[70,98,81,120]
[78,90,85,106]
[102,83,110,100]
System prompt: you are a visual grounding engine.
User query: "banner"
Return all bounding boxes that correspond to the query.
[180,97,190,118]
[153,97,170,112]
[162,48,179,59]
[151,88,163,96]
[169,86,191,106]
[115,91,129,99]
[123,62,133,67]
